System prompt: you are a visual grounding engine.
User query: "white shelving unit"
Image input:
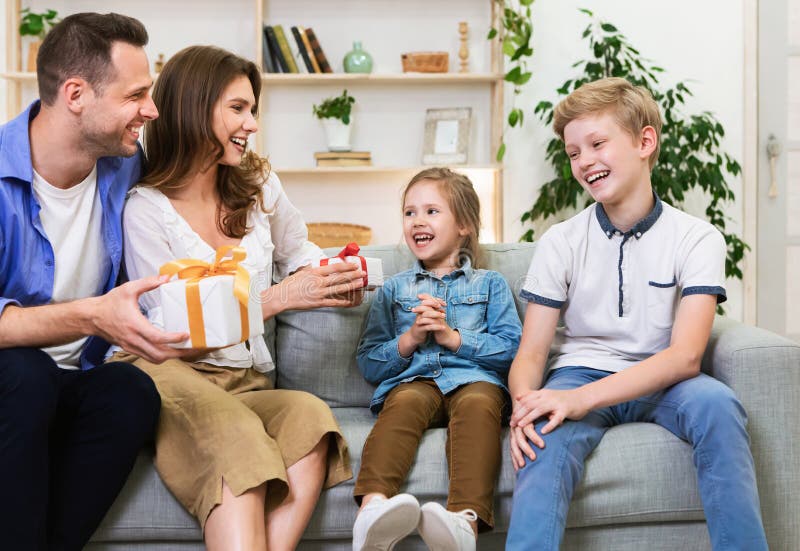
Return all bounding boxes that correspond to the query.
[3,0,505,243]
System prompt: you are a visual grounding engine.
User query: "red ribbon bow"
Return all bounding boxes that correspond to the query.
[321,242,368,287]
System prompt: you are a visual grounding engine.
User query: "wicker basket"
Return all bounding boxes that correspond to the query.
[401,51,449,73]
[307,222,372,249]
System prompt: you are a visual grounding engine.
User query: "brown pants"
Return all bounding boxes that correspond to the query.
[354,380,506,530]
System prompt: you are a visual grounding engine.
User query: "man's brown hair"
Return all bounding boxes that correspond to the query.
[37,12,148,105]
[553,77,663,169]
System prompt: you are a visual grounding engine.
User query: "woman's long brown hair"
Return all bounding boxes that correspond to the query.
[140,45,270,238]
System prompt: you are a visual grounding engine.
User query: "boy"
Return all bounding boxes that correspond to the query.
[505,78,767,550]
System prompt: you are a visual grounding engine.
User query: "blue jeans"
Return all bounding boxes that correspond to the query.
[506,367,767,551]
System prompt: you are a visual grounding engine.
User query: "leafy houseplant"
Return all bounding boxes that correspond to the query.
[488,0,535,161]
[313,89,357,152]
[312,89,356,125]
[521,9,748,298]
[20,8,59,39]
[19,8,60,72]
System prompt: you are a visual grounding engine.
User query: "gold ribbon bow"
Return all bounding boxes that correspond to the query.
[159,246,251,349]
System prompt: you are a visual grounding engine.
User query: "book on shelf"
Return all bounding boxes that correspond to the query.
[273,25,299,73]
[316,158,373,167]
[264,26,288,72]
[261,26,276,73]
[297,26,322,73]
[315,151,371,160]
[315,151,372,167]
[291,26,316,73]
[304,28,333,73]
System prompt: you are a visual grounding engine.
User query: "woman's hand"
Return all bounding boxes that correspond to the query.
[261,262,365,318]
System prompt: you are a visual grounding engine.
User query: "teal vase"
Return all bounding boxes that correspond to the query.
[343,41,373,74]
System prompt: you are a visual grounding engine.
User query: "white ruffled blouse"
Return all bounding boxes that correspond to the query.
[122,172,325,372]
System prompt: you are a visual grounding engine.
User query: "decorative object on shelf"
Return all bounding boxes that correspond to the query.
[307,223,372,249]
[343,41,373,74]
[487,0,535,161]
[523,9,747,307]
[422,107,471,165]
[315,151,372,167]
[154,53,165,73]
[401,52,449,73]
[458,22,469,73]
[19,8,60,72]
[313,89,356,152]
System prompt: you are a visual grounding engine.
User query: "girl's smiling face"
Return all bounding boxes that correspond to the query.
[403,179,469,272]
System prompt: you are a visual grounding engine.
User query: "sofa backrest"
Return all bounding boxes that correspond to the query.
[274,243,536,407]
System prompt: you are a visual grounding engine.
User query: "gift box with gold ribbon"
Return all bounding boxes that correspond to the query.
[312,242,384,290]
[158,246,264,349]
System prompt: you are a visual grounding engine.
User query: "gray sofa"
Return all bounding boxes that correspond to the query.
[88,243,800,550]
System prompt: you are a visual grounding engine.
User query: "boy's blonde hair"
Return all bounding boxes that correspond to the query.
[403,167,485,269]
[553,77,663,169]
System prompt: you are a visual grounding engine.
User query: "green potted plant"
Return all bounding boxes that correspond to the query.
[19,8,60,72]
[312,89,356,152]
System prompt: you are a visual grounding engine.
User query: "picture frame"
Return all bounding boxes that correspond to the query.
[422,107,472,165]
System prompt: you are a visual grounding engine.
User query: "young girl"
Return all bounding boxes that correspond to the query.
[352,168,522,551]
[116,45,364,551]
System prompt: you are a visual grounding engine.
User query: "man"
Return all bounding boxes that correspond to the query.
[0,13,190,550]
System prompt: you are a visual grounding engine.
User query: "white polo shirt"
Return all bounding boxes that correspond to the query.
[521,196,726,373]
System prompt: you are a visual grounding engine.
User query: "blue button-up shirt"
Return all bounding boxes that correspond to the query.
[357,260,522,412]
[0,101,143,369]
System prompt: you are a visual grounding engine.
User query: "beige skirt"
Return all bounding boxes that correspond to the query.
[110,352,352,530]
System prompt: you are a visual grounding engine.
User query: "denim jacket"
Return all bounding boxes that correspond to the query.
[357,259,522,413]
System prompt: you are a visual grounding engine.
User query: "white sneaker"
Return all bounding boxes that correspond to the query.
[417,502,477,551]
[353,494,421,551]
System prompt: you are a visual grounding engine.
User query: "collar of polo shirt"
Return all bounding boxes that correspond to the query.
[596,192,663,240]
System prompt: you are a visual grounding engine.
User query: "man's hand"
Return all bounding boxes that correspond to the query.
[510,387,591,435]
[90,275,190,364]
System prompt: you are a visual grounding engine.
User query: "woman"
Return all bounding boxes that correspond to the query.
[116,45,363,550]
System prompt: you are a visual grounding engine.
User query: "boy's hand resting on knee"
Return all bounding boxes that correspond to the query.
[509,388,592,470]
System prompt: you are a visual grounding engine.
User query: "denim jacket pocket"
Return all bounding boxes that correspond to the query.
[393,297,419,333]
[449,293,489,331]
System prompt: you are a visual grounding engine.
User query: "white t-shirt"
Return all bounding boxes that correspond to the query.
[521,197,726,374]
[32,166,108,370]
[122,172,325,372]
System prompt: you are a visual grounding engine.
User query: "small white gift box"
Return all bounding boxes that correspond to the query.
[312,243,384,289]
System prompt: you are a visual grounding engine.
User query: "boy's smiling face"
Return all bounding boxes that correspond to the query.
[563,111,656,210]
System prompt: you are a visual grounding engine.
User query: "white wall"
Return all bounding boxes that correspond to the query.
[0,0,747,318]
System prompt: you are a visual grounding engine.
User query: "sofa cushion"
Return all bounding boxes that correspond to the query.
[275,243,536,407]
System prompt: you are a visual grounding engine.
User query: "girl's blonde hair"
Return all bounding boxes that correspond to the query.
[403,167,485,269]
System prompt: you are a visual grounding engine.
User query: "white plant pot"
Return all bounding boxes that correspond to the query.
[322,119,353,152]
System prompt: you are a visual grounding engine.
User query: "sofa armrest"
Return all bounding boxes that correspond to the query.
[701,317,800,549]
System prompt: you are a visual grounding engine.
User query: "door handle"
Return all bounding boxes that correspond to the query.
[767,134,782,198]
